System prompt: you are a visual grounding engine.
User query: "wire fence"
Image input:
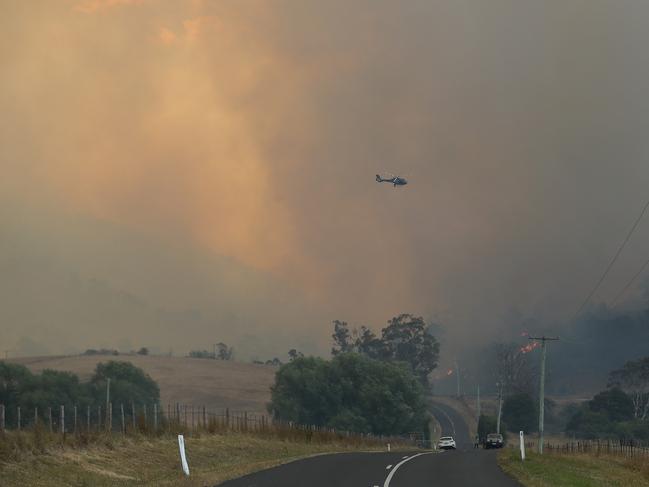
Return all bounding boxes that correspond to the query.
[517,439,649,459]
[0,403,416,447]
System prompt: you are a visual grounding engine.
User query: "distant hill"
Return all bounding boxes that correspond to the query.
[10,355,276,414]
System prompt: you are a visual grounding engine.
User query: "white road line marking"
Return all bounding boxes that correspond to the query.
[402,455,408,459]
[386,465,392,469]
[383,452,434,487]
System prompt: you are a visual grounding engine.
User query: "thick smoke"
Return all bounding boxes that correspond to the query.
[2,1,649,360]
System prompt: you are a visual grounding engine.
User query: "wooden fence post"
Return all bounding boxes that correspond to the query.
[120,404,125,435]
[17,406,21,431]
[60,405,65,434]
[34,406,38,428]
[131,402,136,430]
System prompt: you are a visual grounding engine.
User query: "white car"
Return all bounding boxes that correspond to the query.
[437,436,456,450]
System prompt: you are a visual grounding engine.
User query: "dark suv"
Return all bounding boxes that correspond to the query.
[484,433,504,449]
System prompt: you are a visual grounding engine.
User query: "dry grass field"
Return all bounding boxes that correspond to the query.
[499,448,649,487]
[0,431,395,487]
[10,355,276,414]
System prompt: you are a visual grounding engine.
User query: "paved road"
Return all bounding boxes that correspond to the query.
[430,401,472,449]
[218,403,520,487]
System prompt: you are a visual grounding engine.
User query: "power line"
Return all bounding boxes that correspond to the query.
[573,197,649,320]
[610,255,649,308]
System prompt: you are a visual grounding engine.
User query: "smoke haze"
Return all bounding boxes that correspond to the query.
[3,1,649,360]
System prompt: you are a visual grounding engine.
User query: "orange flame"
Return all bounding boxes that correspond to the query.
[519,341,540,354]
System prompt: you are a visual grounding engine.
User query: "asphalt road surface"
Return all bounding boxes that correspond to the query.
[430,401,472,448]
[218,402,520,487]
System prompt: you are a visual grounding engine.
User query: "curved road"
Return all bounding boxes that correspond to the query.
[431,401,471,449]
[218,403,520,487]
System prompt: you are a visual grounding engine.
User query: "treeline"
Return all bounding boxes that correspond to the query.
[0,361,159,426]
[268,314,440,438]
[566,357,649,440]
[82,347,150,356]
[188,342,234,361]
[475,356,649,442]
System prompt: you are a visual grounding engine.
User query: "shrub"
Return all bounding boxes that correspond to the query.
[268,353,428,436]
[502,393,537,433]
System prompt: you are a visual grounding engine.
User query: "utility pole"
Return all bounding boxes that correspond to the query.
[106,378,111,430]
[528,335,559,454]
[496,381,504,434]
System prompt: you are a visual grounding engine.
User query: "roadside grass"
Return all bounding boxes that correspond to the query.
[498,447,649,487]
[0,431,402,486]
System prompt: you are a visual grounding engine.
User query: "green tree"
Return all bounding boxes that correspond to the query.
[189,350,212,359]
[502,393,537,433]
[215,343,234,361]
[89,361,160,407]
[288,349,304,361]
[333,315,441,385]
[331,320,354,355]
[589,388,634,422]
[355,326,385,359]
[268,353,428,436]
[21,370,92,418]
[0,362,33,407]
[0,362,35,424]
[477,414,498,442]
[379,314,440,384]
[566,407,612,439]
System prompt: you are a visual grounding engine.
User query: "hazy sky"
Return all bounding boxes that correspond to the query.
[3,0,649,360]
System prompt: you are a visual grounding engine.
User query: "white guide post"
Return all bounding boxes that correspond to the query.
[178,434,190,476]
[519,431,525,461]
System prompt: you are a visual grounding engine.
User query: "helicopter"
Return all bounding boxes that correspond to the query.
[375,173,408,187]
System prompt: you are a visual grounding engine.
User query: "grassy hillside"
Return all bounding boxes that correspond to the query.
[11,355,275,414]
